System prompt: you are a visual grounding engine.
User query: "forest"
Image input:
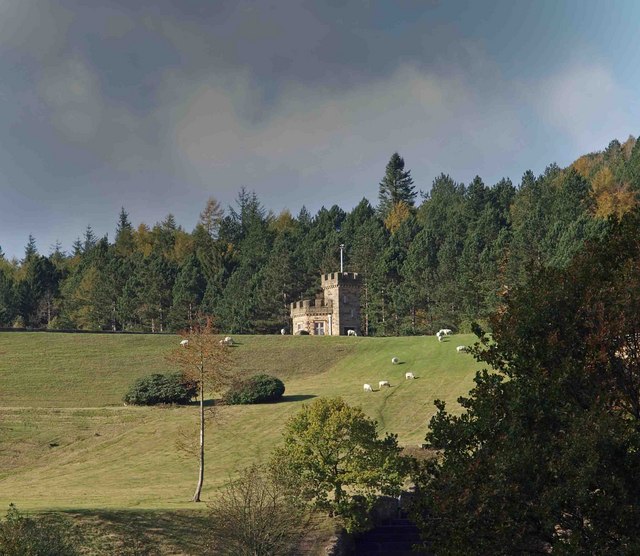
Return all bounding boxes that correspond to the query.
[1,136,639,335]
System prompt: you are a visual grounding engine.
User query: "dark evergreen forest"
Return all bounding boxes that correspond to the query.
[1,136,638,335]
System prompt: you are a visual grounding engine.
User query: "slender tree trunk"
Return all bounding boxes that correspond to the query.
[193,364,205,502]
[364,281,369,336]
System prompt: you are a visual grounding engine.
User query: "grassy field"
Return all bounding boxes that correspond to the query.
[0,331,482,551]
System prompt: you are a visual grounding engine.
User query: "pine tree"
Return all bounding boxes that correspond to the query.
[378,153,416,217]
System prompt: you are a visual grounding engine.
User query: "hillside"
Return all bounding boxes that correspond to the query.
[0,332,480,511]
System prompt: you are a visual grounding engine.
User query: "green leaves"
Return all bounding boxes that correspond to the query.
[271,397,409,532]
[412,211,640,554]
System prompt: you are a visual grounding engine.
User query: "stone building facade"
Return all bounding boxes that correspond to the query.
[290,272,361,335]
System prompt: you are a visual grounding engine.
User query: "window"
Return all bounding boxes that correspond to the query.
[314,322,325,336]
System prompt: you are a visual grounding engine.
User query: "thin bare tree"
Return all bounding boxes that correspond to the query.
[169,317,232,502]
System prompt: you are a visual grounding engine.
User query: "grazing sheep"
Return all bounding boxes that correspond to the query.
[180,339,189,347]
[436,332,443,342]
[363,383,373,392]
[379,380,390,388]
[405,372,415,380]
[280,328,286,335]
[391,357,399,364]
[456,345,467,353]
[347,329,357,336]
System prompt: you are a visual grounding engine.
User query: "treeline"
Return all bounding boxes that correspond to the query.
[0,136,639,334]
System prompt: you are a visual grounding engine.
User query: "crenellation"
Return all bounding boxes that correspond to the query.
[292,270,361,336]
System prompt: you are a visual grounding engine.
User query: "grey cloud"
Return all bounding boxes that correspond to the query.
[531,63,639,153]
[38,57,103,141]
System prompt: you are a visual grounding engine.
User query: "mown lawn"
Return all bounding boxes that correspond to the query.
[0,332,482,520]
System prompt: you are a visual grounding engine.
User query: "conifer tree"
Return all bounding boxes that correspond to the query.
[199,197,224,239]
[23,235,37,262]
[115,207,135,255]
[83,225,97,253]
[378,152,416,217]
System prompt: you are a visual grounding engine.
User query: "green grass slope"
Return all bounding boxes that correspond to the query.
[0,332,482,511]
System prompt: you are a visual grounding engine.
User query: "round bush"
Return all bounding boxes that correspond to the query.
[225,374,285,405]
[124,372,197,406]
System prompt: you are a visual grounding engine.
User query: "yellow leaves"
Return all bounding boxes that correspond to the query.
[572,155,601,179]
[384,201,412,234]
[171,231,194,264]
[590,166,638,220]
[269,209,297,235]
[134,223,153,257]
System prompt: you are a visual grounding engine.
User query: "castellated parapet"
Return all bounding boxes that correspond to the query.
[290,272,361,336]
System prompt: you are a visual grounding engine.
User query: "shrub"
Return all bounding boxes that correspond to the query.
[123,372,197,405]
[205,465,309,555]
[0,504,80,555]
[225,374,285,405]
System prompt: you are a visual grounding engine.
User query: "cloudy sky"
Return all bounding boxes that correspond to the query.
[1,0,639,259]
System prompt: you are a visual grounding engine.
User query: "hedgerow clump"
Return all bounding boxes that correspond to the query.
[225,374,285,405]
[123,372,197,405]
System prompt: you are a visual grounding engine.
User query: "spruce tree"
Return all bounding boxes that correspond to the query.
[115,207,135,255]
[83,225,97,253]
[23,234,37,262]
[378,152,416,217]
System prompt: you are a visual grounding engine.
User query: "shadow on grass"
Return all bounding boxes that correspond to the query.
[185,399,218,407]
[65,508,212,555]
[280,394,317,403]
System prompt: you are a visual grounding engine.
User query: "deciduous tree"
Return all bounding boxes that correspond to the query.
[411,211,640,554]
[271,397,408,532]
[170,319,232,502]
[205,465,309,556]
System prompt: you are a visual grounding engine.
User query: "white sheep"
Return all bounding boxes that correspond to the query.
[391,357,399,365]
[347,330,357,336]
[456,345,467,353]
[224,336,234,345]
[180,339,189,347]
[280,328,286,335]
[436,332,443,342]
[363,383,373,392]
[405,372,415,380]
[379,380,390,388]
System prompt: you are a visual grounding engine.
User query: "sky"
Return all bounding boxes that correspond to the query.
[1,0,639,259]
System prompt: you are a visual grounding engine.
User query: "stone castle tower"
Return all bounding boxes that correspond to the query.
[290,272,361,335]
